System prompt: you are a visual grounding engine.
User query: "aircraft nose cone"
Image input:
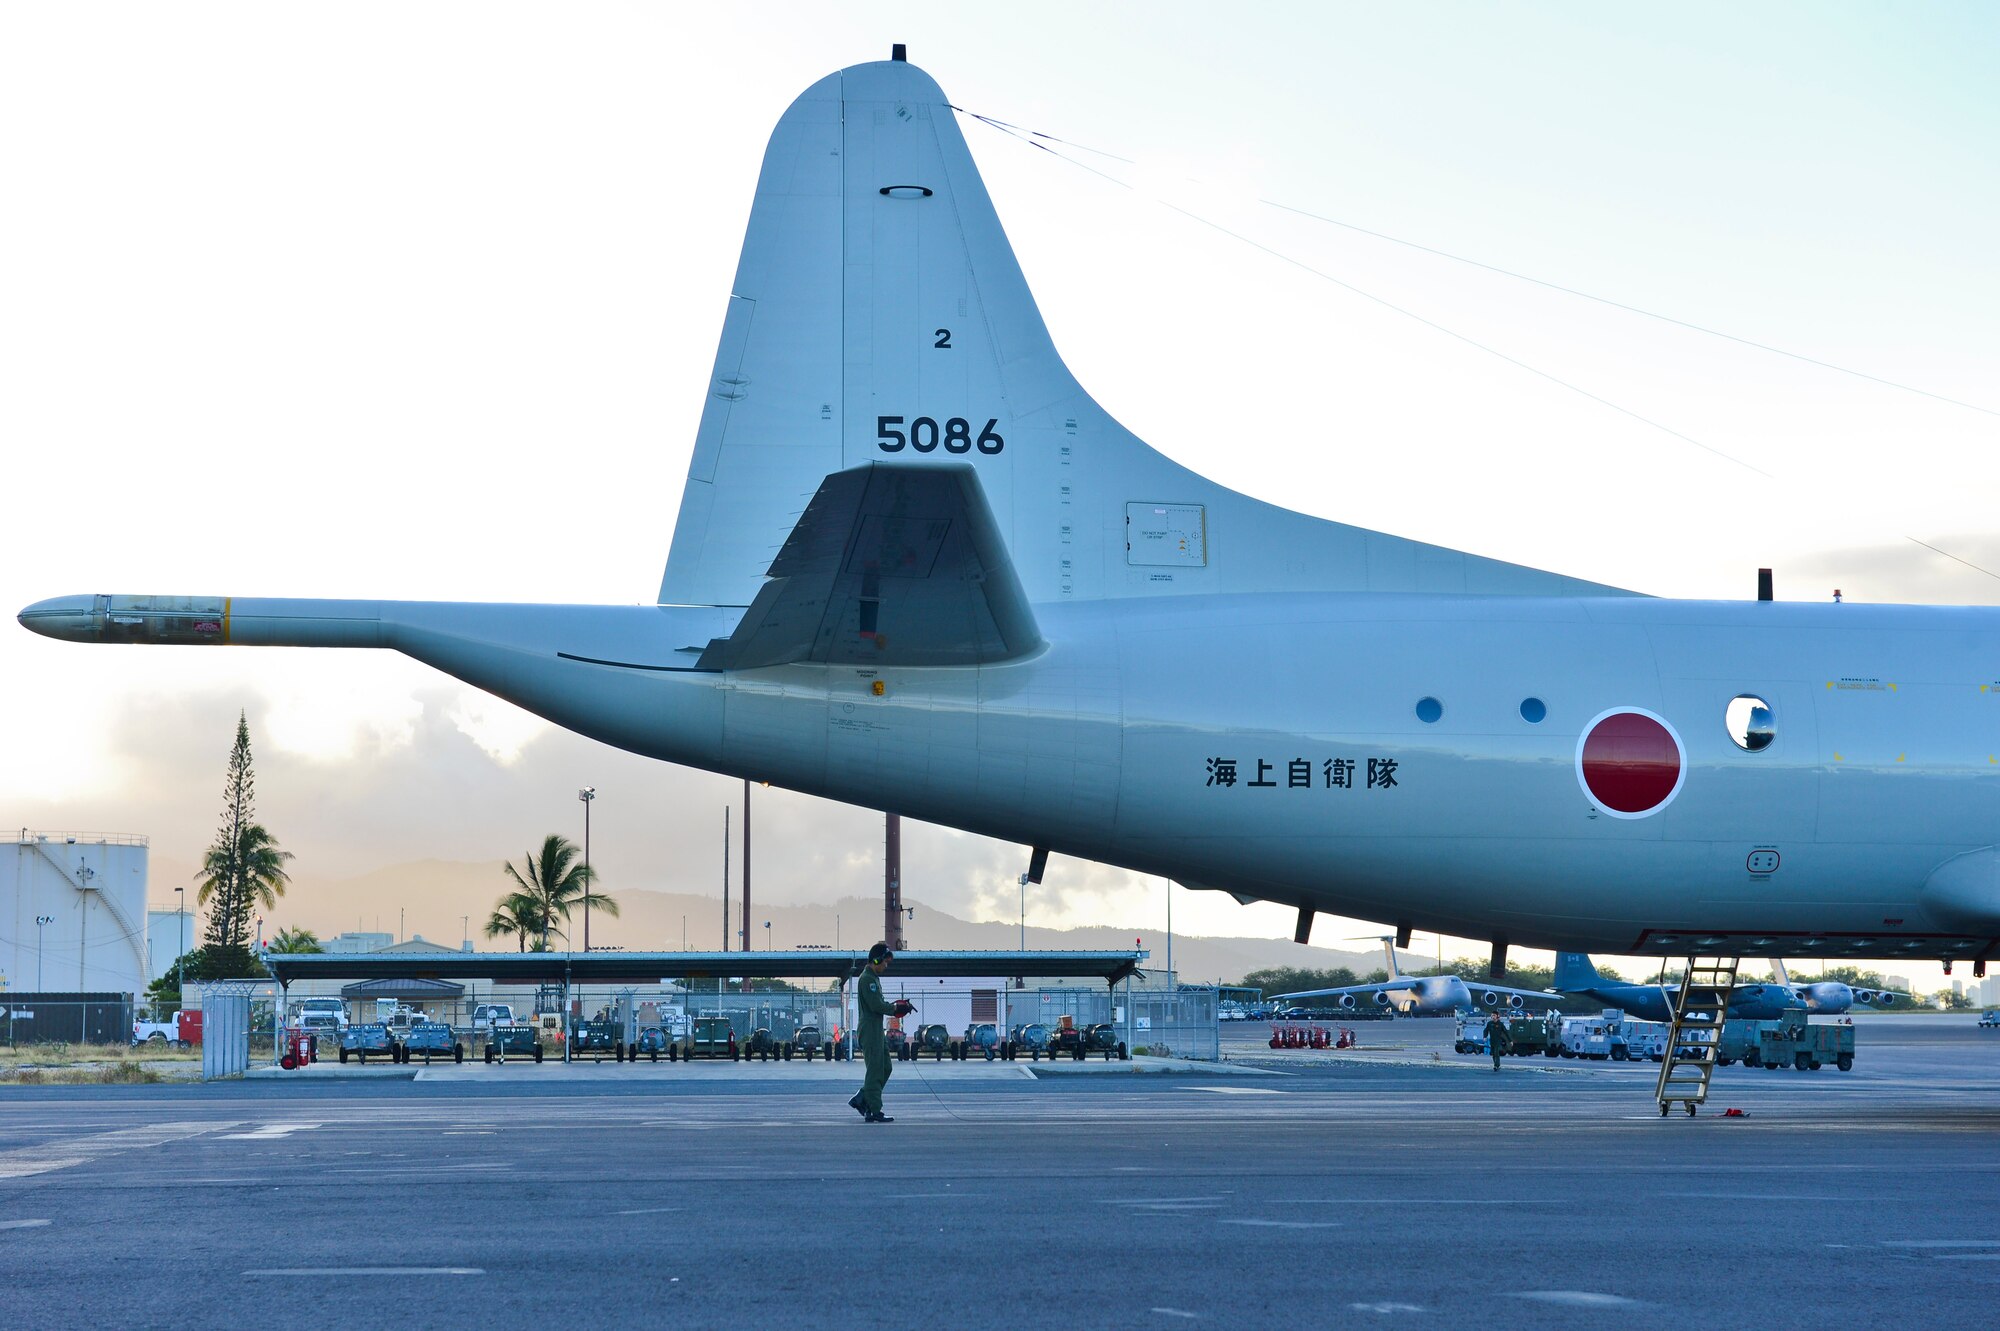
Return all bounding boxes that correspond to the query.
[18,595,100,642]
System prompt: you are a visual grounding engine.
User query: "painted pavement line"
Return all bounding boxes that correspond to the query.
[245,1268,485,1277]
[1510,1291,1641,1307]
[1880,1239,2000,1248]
[218,1122,323,1140]
[1223,1219,1341,1229]
[0,1121,241,1180]
[0,1218,53,1229]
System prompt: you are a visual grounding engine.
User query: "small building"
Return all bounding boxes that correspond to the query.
[338,977,467,1025]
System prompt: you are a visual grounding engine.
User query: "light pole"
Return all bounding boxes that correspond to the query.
[174,887,185,998]
[763,920,772,952]
[34,916,53,990]
[1018,873,1029,950]
[579,787,595,951]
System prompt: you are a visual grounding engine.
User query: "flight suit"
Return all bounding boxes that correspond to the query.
[1483,1016,1511,1070]
[856,967,902,1115]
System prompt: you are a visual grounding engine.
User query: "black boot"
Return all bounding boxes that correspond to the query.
[848,1092,867,1117]
[865,1111,894,1123]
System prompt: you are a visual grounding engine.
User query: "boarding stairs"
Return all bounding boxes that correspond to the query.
[1655,956,1739,1117]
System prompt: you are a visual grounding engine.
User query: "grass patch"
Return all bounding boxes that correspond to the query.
[3,1062,163,1086]
[0,1042,196,1065]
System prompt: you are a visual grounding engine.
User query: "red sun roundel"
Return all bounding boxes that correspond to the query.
[1575,708,1685,818]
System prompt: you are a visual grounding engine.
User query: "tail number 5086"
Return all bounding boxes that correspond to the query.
[877,416,1004,455]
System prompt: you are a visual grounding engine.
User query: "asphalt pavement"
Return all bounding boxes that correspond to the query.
[0,1012,1994,1329]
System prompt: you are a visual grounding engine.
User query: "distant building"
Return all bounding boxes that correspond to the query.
[146,907,194,981]
[323,931,394,955]
[3,831,149,995]
[378,935,457,954]
[1884,975,1912,993]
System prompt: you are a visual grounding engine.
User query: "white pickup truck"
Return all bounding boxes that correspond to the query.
[132,1013,191,1048]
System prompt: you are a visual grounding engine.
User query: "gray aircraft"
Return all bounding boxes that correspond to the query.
[1275,938,1557,1016]
[18,53,2000,967]
[1553,953,1799,1022]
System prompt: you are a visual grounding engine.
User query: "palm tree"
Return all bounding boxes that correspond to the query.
[502,834,616,949]
[196,822,294,950]
[483,892,544,952]
[267,926,323,954]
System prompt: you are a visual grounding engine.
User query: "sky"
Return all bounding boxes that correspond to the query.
[3,4,1996,988]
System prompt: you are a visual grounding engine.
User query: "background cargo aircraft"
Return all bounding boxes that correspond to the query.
[1274,938,1557,1016]
[1552,953,1898,1021]
[1767,959,1901,1014]
[18,53,2000,970]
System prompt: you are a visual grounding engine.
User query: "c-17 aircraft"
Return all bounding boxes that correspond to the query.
[1274,938,1557,1017]
[17,52,2000,971]
[1767,958,1901,1014]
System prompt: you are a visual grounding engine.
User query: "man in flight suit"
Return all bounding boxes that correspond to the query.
[850,942,915,1122]
[1482,1012,1512,1070]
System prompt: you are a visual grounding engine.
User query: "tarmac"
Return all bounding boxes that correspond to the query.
[0,1011,1993,1329]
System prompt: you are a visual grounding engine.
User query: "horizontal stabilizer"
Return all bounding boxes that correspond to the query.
[697,463,1041,670]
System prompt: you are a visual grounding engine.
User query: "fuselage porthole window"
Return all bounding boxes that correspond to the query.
[1520,697,1547,724]
[1726,694,1775,751]
[1415,697,1443,724]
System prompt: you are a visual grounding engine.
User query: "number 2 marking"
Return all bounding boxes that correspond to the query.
[934,329,952,349]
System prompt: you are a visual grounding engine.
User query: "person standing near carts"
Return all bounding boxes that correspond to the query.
[850,942,915,1123]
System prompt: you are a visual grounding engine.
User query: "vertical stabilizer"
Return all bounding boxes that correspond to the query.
[660,59,1630,611]
[1379,936,1403,980]
[1552,952,1605,992]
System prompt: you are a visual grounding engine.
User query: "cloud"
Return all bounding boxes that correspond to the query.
[22,679,1195,941]
[1786,534,2000,607]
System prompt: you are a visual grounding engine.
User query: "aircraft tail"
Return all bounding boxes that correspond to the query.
[1379,937,1403,980]
[659,55,1632,612]
[1552,952,1604,992]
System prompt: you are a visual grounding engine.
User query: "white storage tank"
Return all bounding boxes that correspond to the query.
[2,831,150,996]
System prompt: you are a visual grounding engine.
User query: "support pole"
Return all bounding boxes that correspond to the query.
[742,779,752,992]
[1488,938,1509,981]
[885,814,904,950]
[1293,906,1315,945]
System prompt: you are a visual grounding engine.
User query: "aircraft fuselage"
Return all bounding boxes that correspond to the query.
[24,588,2000,958]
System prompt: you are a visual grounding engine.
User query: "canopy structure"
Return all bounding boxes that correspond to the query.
[268,949,1148,989]
[337,977,465,1001]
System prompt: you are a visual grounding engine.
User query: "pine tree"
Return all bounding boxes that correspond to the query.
[195,711,292,973]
